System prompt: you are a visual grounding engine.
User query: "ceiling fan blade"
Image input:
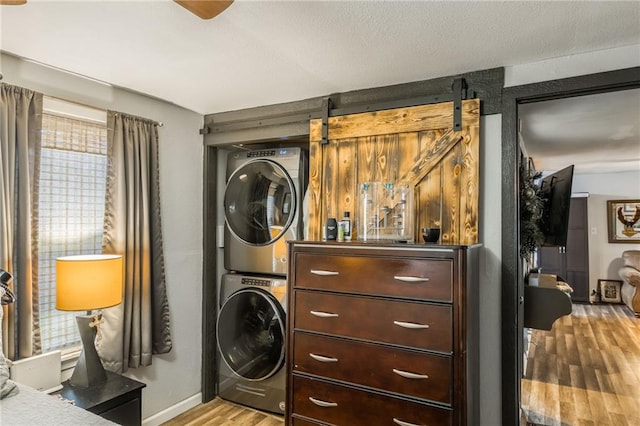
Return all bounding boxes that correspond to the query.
[174,0,233,20]
[0,1,27,5]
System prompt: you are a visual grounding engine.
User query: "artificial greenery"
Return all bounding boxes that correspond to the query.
[520,158,545,259]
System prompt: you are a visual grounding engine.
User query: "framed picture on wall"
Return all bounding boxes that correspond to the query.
[607,199,640,243]
[598,279,623,303]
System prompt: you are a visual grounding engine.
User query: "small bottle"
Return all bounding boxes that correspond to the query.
[337,222,345,242]
[325,218,338,241]
[342,211,352,241]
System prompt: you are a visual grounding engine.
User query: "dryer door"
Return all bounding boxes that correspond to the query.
[217,288,286,381]
[224,159,295,246]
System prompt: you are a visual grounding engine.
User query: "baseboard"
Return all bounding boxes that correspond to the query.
[142,392,202,426]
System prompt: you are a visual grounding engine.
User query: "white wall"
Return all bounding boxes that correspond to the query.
[573,171,640,299]
[478,115,502,425]
[1,53,205,422]
[504,44,640,87]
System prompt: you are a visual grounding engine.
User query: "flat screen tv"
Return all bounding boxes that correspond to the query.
[538,165,574,247]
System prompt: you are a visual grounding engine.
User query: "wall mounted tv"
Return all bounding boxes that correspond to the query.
[538,164,574,247]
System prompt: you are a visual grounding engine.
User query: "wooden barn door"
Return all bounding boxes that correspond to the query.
[307,99,480,245]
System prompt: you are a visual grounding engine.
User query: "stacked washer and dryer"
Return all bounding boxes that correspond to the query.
[217,147,307,415]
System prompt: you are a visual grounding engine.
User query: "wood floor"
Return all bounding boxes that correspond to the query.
[161,397,284,426]
[521,303,640,426]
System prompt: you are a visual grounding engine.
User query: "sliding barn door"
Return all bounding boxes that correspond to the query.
[307,99,479,245]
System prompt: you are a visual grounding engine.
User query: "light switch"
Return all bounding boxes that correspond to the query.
[591,227,597,235]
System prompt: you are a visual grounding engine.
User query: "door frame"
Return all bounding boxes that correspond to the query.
[501,66,640,425]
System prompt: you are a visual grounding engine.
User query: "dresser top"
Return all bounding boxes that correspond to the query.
[288,240,480,253]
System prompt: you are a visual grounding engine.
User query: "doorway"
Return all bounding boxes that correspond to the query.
[501,66,640,425]
[517,87,640,424]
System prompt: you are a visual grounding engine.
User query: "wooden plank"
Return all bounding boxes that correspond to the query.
[440,146,462,244]
[323,140,340,222]
[416,164,442,232]
[415,131,442,235]
[337,138,357,222]
[309,99,480,141]
[356,136,377,185]
[397,129,463,187]
[307,140,323,241]
[459,122,479,244]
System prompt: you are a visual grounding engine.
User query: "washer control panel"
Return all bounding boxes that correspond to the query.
[241,277,271,287]
[246,150,276,158]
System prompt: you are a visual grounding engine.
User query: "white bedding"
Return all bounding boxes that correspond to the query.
[0,384,116,425]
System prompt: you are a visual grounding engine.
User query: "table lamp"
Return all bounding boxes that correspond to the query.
[56,254,123,387]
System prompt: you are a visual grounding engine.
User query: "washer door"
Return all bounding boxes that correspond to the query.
[217,288,286,381]
[224,159,295,246]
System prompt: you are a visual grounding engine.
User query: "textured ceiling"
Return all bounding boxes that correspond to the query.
[1,1,639,115]
[520,89,640,175]
[1,1,639,175]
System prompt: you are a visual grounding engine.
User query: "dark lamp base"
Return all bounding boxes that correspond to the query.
[70,314,107,387]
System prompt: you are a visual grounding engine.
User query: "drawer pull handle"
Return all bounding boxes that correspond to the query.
[393,418,423,426]
[309,353,339,363]
[309,397,338,408]
[392,368,429,380]
[393,275,429,283]
[393,320,430,329]
[310,269,339,276]
[310,310,339,318]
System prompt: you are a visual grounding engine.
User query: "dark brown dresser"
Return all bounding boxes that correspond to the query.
[286,241,480,426]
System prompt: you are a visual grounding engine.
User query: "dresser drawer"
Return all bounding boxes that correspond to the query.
[294,253,453,302]
[292,375,452,426]
[294,332,452,404]
[294,290,452,353]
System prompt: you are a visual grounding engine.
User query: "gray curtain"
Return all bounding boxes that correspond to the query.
[0,83,42,359]
[98,111,171,373]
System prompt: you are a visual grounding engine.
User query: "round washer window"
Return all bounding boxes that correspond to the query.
[216,288,286,381]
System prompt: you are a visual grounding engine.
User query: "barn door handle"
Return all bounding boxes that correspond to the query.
[394,275,429,283]
[310,269,339,276]
[393,320,430,329]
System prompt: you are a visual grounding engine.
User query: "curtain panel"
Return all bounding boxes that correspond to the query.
[0,83,43,359]
[98,111,171,373]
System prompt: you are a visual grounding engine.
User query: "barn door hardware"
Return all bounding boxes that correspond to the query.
[452,77,468,132]
[321,97,332,145]
[326,77,473,130]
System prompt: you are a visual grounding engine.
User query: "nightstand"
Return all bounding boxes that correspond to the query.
[60,371,146,426]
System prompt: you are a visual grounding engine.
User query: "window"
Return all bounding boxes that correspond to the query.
[37,97,107,353]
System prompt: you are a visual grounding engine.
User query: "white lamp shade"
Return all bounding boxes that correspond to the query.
[56,254,123,311]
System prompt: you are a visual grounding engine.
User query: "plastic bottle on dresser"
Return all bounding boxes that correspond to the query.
[341,211,352,241]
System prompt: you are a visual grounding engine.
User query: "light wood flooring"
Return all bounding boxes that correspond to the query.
[161,397,284,426]
[521,303,640,426]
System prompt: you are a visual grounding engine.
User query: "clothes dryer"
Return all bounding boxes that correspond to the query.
[224,147,307,276]
[216,273,287,415]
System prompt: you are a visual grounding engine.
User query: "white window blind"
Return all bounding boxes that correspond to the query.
[37,102,107,353]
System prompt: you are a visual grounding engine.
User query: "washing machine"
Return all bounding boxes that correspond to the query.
[216,273,287,414]
[224,147,307,276]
